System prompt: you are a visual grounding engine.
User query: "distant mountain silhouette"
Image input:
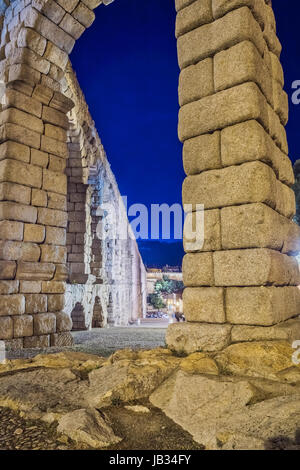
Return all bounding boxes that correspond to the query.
[137,240,184,269]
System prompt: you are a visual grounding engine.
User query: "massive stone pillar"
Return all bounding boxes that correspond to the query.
[0,0,147,349]
[167,0,300,353]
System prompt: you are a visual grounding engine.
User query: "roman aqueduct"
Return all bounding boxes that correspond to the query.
[0,0,299,354]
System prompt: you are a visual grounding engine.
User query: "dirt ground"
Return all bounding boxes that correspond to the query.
[0,402,203,451]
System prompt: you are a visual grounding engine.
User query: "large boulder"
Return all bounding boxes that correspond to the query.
[86,349,181,408]
[215,341,300,382]
[150,369,300,450]
[0,367,88,419]
[57,408,121,449]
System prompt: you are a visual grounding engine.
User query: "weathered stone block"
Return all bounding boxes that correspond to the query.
[0,159,42,189]
[53,264,68,281]
[212,0,268,27]
[47,192,67,211]
[183,252,214,286]
[42,281,66,294]
[0,241,40,262]
[25,294,47,314]
[23,334,50,348]
[282,221,300,256]
[214,40,273,106]
[175,0,196,12]
[13,315,34,338]
[48,155,66,173]
[231,319,300,343]
[0,221,23,241]
[220,203,290,251]
[269,51,284,86]
[0,202,37,224]
[37,208,68,228]
[24,224,45,243]
[183,161,277,212]
[50,331,73,347]
[0,182,31,206]
[183,287,225,323]
[45,226,66,246]
[179,58,213,107]
[177,7,265,69]
[59,13,85,40]
[33,313,56,335]
[176,0,212,38]
[183,209,221,252]
[32,189,47,208]
[214,249,300,287]
[0,281,19,295]
[0,316,13,340]
[20,281,42,294]
[273,80,289,126]
[166,322,232,353]
[16,261,55,281]
[226,286,300,326]
[48,294,65,312]
[41,136,68,159]
[2,338,23,351]
[0,294,25,316]
[43,41,69,70]
[17,27,47,57]
[41,245,67,264]
[0,122,41,150]
[0,261,16,280]
[31,149,49,168]
[183,131,221,175]
[45,124,67,143]
[221,120,294,187]
[32,84,54,106]
[0,108,44,135]
[55,312,72,332]
[0,141,30,164]
[267,103,288,154]
[178,82,268,142]
[22,6,75,54]
[8,63,40,88]
[43,169,67,195]
[42,106,69,130]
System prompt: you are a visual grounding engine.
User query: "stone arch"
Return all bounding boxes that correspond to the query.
[70,301,86,331]
[0,0,299,357]
[92,295,104,328]
[0,0,146,349]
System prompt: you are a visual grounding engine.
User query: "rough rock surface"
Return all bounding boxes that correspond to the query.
[57,408,121,449]
[215,341,300,382]
[86,348,180,408]
[0,345,299,450]
[150,370,300,450]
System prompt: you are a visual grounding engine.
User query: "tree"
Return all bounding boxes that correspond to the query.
[154,275,184,295]
[148,293,166,309]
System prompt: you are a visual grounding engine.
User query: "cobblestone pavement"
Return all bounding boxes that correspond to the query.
[6,326,167,360]
[0,408,74,451]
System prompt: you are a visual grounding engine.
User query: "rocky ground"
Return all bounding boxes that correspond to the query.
[0,341,299,450]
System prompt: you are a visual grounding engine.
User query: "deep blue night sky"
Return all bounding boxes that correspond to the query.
[71,0,181,211]
[70,0,299,265]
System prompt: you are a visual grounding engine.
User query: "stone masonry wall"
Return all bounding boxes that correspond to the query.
[166,0,300,354]
[0,0,146,350]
